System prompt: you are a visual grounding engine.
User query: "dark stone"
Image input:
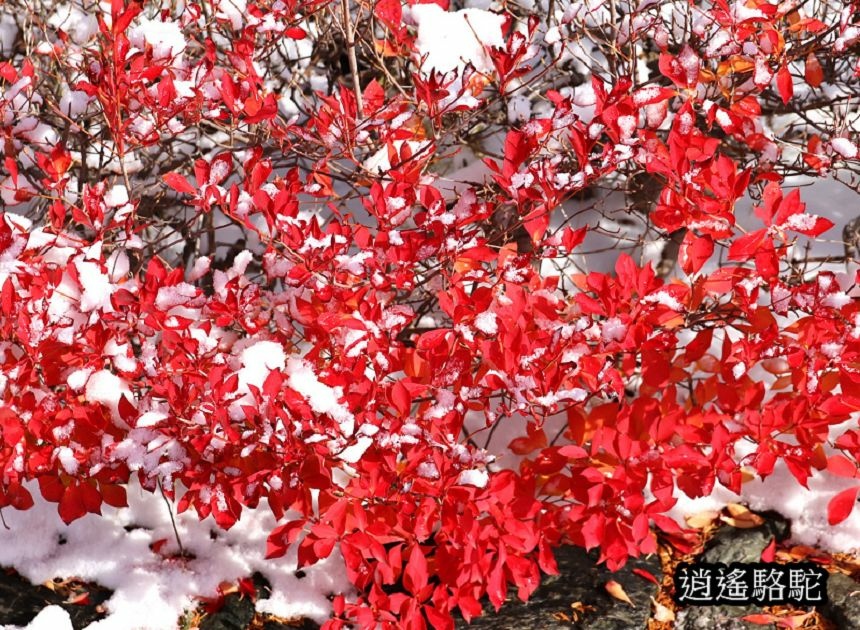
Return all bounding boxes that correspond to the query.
[456,545,661,629]
[198,595,255,630]
[200,573,269,630]
[675,605,762,630]
[0,568,112,629]
[699,513,790,566]
[822,572,860,630]
[674,515,790,630]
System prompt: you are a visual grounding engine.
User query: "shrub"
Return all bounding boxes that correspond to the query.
[1,0,859,627]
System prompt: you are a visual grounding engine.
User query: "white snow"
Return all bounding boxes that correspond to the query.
[507,95,532,124]
[214,0,248,30]
[104,185,129,208]
[59,90,91,118]
[129,18,187,61]
[601,317,627,342]
[831,137,858,159]
[474,311,498,335]
[74,260,115,313]
[67,367,94,392]
[417,461,440,479]
[671,443,860,557]
[84,370,133,425]
[237,340,286,391]
[823,292,852,308]
[56,446,79,476]
[784,213,817,231]
[11,605,73,630]
[155,283,199,311]
[457,468,489,488]
[410,5,505,76]
[337,436,374,463]
[0,480,351,630]
[0,13,17,57]
[286,358,355,436]
[641,290,684,311]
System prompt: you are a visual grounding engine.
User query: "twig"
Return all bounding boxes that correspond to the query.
[158,479,185,556]
[341,0,363,115]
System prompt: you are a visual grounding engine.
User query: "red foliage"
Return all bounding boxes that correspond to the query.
[1,0,860,627]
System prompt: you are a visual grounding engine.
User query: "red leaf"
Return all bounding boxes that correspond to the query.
[1,278,13,315]
[632,567,659,585]
[285,26,306,40]
[118,394,136,423]
[67,592,91,606]
[743,613,779,625]
[827,454,859,478]
[5,483,33,510]
[827,486,859,526]
[163,172,196,195]
[805,53,824,88]
[679,231,713,275]
[784,214,834,237]
[100,484,128,508]
[487,556,507,610]
[728,229,767,261]
[561,226,587,252]
[776,65,793,105]
[508,423,547,455]
[59,484,89,524]
[266,519,306,559]
[374,0,402,28]
[761,537,776,562]
[363,79,385,116]
[403,544,428,595]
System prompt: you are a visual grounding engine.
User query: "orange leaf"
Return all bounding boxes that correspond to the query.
[605,580,635,606]
[805,53,824,88]
[685,510,720,529]
[722,503,764,528]
[743,613,779,625]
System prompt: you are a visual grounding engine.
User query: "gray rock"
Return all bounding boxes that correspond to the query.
[0,568,111,629]
[200,572,321,630]
[198,592,255,630]
[699,514,790,565]
[458,546,661,629]
[673,514,790,630]
[823,572,860,630]
[674,605,763,630]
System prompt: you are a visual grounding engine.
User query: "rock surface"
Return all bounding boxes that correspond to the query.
[0,569,111,629]
[823,572,860,630]
[459,545,661,629]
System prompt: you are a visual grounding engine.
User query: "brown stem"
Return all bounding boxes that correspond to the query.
[158,479,185,556]
[341,0,363,116]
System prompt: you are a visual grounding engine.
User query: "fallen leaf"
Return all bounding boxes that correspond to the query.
[685,510,720,529]
[761,537,777,562]
[777,611,816,628]
[66,591,90,606]
[650,597,675,622]
[722,503,764,528]
[605,580,635,606]
[632,567,659,585]
[743,613,779,625]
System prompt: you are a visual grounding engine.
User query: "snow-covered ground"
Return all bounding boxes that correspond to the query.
[0,481,351,630]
